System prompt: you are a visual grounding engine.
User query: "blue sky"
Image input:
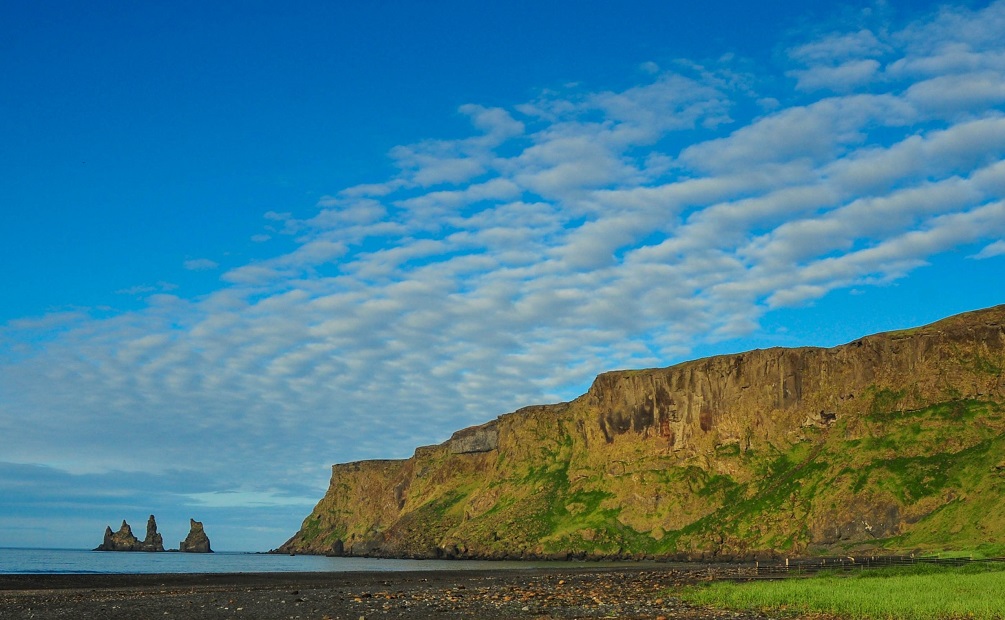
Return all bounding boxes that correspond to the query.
[2,0,1004,551]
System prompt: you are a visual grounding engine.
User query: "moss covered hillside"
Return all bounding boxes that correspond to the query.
[278,305,1005,560]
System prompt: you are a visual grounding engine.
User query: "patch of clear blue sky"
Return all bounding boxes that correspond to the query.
[692,246,1005,360]
[1,0,961,323]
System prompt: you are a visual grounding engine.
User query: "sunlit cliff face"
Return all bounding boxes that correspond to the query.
[280,306,1005,560]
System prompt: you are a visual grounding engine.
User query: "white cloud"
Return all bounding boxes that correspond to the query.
[905,71,1005,114]
[281,239,347,267]
[588,72,732,142]
[185,490,318,508]
[788,29,888,65]
[397,178,522,220]
[791,59,882,92]
[640,61,660,74]
[679,94,914,174]
[116,282,179,296]
[786,28,890,92]
[313,198,387,226]
[459,104,525,142]
[183,258,219,271]
[4,311,86,332]
[388,106,524,188]
[221,264,289,285]
[825,116,1005,195]
[972,239,1005,259]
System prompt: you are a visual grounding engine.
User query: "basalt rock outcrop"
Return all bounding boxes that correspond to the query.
[180,518,213,553]
[279,305,1005,560]
[95,515,165,552]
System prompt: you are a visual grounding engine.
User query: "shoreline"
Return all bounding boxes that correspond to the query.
[0,566,775,619]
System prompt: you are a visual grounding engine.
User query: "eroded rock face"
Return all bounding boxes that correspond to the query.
[278,305,1005,560]
[180,518,212,553]
[94,515,165,552]
[449,421,499,454]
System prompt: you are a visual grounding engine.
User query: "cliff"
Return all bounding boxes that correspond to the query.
[278,305,1005,559]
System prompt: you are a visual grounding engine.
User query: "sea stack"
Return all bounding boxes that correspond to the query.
[94,515,165,551]
[179,518,213,553]
[142,514,165,551]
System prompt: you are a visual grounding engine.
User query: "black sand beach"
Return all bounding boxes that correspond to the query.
[0,566,787,619]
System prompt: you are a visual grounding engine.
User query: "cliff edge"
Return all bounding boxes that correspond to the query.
[279,305,1005,559]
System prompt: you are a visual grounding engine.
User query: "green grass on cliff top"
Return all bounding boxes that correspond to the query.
[680,562,1005,619]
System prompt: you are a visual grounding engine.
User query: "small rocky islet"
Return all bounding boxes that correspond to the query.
[94,515,212,553]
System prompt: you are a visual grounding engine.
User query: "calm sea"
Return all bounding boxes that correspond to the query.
[0,548,625,575]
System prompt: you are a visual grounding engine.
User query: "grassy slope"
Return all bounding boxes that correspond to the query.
[680,563,1005,619]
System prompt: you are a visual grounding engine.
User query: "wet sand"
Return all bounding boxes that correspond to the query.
[0,566,787,619]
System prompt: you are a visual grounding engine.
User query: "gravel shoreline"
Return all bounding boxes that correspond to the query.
[0,566,793,619]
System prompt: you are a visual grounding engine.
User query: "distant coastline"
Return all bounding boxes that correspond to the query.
[0,547,641,575]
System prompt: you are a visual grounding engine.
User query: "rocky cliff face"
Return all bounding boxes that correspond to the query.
[278,305,1005,559]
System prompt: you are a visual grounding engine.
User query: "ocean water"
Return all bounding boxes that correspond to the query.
[0,548,628,575]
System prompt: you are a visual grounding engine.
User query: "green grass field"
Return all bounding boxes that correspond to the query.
[679,563,1005,619]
